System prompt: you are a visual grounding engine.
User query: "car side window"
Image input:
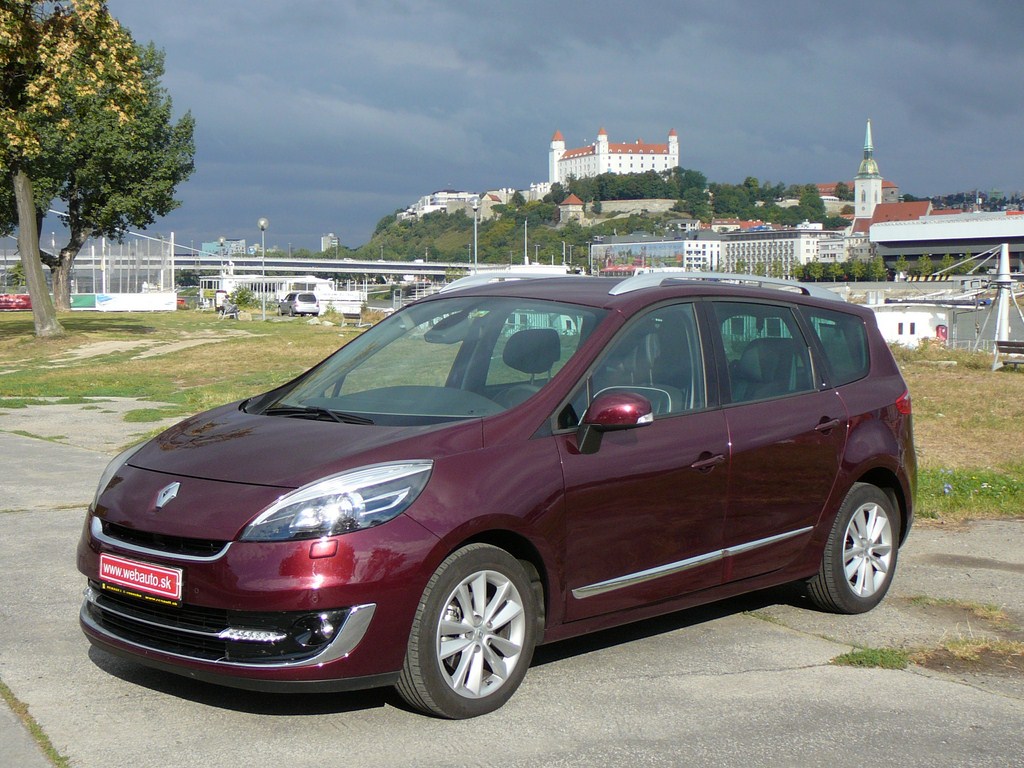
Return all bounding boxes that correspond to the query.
[559,303,707,427]
[801,307,869,386]
[713,301,814,404]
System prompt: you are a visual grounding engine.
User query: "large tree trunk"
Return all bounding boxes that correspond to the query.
[12,168,65,338]
[50,231,88,311]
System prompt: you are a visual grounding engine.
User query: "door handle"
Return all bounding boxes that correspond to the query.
[815,418,841,433]
[690,453,726,472]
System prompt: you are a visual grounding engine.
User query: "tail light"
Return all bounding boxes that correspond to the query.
[895,390,912,415]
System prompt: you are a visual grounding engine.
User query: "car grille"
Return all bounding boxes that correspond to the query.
[85,580,347,664]
[102,520,228,558]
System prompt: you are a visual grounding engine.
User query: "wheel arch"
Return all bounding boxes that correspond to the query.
[856,466,911,545]
[456,530,552,633]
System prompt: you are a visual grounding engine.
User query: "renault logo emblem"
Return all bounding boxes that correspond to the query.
[155,482,181,509]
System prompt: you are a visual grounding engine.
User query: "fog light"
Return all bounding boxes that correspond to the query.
[292,611,344,648]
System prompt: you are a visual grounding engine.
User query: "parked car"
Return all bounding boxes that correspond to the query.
[78,272,916,718]
[278,291,320,316]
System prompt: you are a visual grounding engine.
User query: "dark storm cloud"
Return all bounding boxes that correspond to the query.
[87,0,1024,251]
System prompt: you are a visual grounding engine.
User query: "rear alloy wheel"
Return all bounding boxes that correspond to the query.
[807,483,900,614]
[397,544,539,718]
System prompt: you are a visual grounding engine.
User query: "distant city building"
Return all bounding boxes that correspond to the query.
[591,231,723,273]
[710,218,767,233]
[720,227,837,276]
[321,232,339,253]
[201,238,246,256]
[871,211,1024,265]
[549,128,679,184]
[398,190,479,221]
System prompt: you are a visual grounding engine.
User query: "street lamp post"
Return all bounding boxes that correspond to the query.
[472,199,479,273]
[258,217,268,320]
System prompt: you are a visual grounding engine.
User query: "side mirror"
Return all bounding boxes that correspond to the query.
[575,391,654,454]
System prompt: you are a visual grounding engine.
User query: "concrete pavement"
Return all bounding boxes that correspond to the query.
[1,404,1022,767]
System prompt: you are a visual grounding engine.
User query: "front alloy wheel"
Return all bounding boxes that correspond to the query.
[397,544,539,718]
[807,483,900,614]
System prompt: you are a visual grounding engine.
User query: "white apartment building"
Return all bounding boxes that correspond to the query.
[398,190,479,220]
[549,128,679,184]
[720,228,836,277]
[321,232,339,253]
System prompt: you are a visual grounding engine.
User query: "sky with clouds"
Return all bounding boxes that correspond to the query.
[91,0,1024,252]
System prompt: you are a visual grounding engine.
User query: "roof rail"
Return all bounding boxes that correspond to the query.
[440,270,573,294]
[609,271,845,302]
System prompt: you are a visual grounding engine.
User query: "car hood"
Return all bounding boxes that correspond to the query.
[127,402,483,488]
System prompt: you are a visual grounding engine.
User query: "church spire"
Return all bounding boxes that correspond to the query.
[857,118,880,178]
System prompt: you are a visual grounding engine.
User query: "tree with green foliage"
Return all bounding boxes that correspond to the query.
[804,260,824,282]
[3,261,25,288]
[1,0,144,337]
[848,259,866,281]
[834,182,853,201]
[893,255,910,278]
[798,185,827,222]
[868,255,888,281]
[914,254,934,278]
[826,261,845,281]
[37,43,194,309]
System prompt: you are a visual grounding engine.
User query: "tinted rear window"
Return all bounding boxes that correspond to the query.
[801,307,869,386]
[712,301,814,403]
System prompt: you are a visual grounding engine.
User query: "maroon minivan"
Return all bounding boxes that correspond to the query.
[78,272,916,718]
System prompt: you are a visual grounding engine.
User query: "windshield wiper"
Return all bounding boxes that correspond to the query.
[264,405,374,425]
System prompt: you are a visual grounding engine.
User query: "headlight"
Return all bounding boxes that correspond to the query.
[92,442,146,512]
[241,461,433,542]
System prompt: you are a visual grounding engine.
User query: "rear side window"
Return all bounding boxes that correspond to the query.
[712,301,814,404]
[801,307,869,386]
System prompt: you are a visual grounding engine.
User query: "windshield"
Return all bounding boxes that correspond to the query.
[258,296,606,426]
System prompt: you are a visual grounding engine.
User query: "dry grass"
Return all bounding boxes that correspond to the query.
[911,640,1024,675]
[902,362,1024,470]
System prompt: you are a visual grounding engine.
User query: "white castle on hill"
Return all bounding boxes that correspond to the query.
[549,127,680,184]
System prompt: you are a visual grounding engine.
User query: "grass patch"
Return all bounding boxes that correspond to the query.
[0,396,103,409]
[123,407,185,423]
[0,311,355,413]
[0,677,71,768]
[906,596,1011,626]
[890,341,997,371]
[7,430,67,442]
[911,640,1024,675]
[831,647,910,669]
[917,466,1024,520]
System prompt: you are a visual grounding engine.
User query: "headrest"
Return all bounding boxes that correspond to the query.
[503,328,561,375]
[737,337,799,383]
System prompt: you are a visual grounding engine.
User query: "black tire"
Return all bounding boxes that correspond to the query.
[807,483,901,614]
[396,544,539,718]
